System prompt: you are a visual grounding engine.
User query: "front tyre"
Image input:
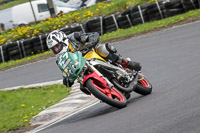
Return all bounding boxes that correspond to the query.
[133,78,152,95]
[86,79,127,108]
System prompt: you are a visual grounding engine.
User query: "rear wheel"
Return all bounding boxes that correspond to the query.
[134,78,152,95]
[86,79,127,108]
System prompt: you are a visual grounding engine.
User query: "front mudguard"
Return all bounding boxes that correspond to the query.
[82,71,108,88]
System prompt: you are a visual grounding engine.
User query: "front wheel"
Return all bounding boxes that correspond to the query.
[133,77,152,95]
[86,79,127,108]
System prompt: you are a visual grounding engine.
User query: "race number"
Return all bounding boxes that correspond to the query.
[58,53,70,70]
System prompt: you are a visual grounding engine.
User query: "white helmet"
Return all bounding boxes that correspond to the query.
[46,30,69,55]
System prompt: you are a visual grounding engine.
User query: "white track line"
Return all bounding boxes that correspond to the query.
[29,100,99,133]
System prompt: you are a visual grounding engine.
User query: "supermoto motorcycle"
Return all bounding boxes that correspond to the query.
[57,47,152,108]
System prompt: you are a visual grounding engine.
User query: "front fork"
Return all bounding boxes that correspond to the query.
[82,61,114,89]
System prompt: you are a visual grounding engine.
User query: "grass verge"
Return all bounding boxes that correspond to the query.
[0,84,70,133]
[101,9,200,42]
[0,9,200,72]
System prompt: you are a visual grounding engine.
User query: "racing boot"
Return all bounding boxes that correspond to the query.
[106,52,142,71]
[120,58,142,71]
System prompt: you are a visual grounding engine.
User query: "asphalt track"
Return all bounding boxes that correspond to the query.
[1,21,200,133]
[0,57,61,90]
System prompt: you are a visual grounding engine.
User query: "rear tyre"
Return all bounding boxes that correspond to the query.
[134,78,152,95]
[86,79,127,108]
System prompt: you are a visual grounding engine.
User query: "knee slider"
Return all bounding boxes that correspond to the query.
[96,44,110,58]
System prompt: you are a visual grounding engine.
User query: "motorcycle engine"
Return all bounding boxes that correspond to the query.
[114,70,131,83]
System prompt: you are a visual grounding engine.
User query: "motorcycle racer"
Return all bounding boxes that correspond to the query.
[46,30,142,88]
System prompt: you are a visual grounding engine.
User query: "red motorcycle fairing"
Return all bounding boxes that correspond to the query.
[82,71,108,87]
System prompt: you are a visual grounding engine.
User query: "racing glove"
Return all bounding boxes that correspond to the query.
[81,42,97,55]
[84,42,96,49]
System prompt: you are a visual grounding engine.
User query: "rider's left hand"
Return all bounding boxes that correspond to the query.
[81,43,96,55]
[84,42,96,49]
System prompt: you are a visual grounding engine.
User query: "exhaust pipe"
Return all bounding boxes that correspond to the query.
[111,74,138,93]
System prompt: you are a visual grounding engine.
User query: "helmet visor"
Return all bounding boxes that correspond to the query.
[51,43,64,54]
